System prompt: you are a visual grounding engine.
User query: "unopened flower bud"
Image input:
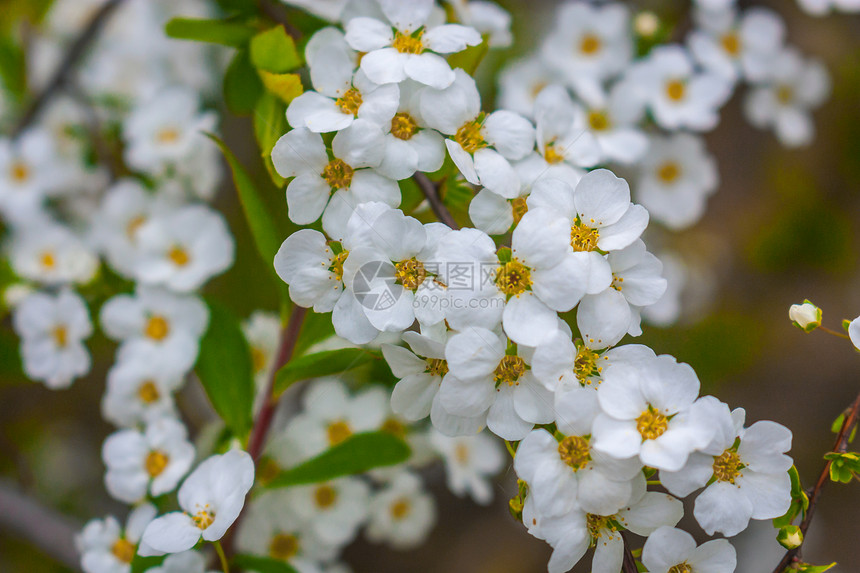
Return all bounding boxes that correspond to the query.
[777,525,803,550]
[789,300,821,332]
[634,11,660,38]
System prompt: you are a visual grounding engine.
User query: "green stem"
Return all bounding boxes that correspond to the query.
[215,540,230,573]
[505,440,517,459]
[819,325,850,340]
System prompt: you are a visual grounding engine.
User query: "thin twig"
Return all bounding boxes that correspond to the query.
[256,0,302,40]
[622,532,639,573]
[11,0,126,138]
[819,325,850,340]
[772,390,860,572]
[413,172,460,229]
[0,479,82,571]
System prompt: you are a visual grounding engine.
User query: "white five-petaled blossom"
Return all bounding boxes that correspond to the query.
[365,471,436,549]
[796,0,860,16]
[13,288,93,389]
[383,321,450,421]
[345,0,481,89]
[101,348,184,427]
[592,354,716,471]
[288,477,371,546]
[430,429,505,504]
[76,503,157,573]
[9,221,99,286]
[102,417,195,504]
[641,526,737,573]
[744,47,830,147]
[0,129,64,224]
[138,449,255,556]
[420,69,535,198]
[242,310,281,407]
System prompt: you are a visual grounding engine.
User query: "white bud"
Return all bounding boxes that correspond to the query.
[3,283,34,309]
[789,301,821,332]
[634,11,660,37]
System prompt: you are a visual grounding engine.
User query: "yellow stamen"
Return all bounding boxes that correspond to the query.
[336,88,363,115]
[494,355,527,387]
[776,85,793,105]
[579,33,602,55]
[574,346,600,385]
[9,161,30,183]
[322,159,354,189]
[455,443,470,464]
[657,161,681,184]
[665,80,686,102]
[156,127,180,144]
[40,251,56,269]
[381,417,407,439]
[425,357,448,377]
[192,509,215,530]
[511,197,529,226]
[495,259,532,296]
[145,316,170,341]
[395,258,427,290]
[713,450,743,483]
[390,498,412,519]
[269,533,299,560]
[137,381,160,404]
[391,113,419,140]
[588,110,611,131]
[570,221,600,252]
[111,538,135,563]
[327,420,352,446]
[168,246,190,267]
[558,435,591,470]
[544,143,565,164]
[721,32,740,56]
[145,450,169,477]
[669,564,693,573]
[636,407,668,440]
[329,250,348,282]
[454,120,486,154]
[52,326,68,348]
[392,31,424,54]
[314,485,338,508]
[126,215,146,240]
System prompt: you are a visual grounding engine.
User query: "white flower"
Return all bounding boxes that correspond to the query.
[688,7,785,83]
[789,301,821,332]
[383,322,451,419]
[138,449,255,556]
[76,504,157,573]
[420,69,535,198]
[577,240,667,348]
[627,45,732,131]
[430,429,505,504]
[635,133,718,231]
[641,252,688,327]
[642,526,737,573]
[440,327,554,440]
[123,88,217,175]
[134,204,235,292]
[243,311,281,402]
[271,121,399,235]
[284,379,389,459]
[660,402,793,537]
[797,0,860,16]
[540,2,632,91]
[497,57,559,118]
[288,28,399,133]
[345,0,481,89]
[274,229,348,312]
[13,288,92,389]
[102,417,195,504]
[447,0,512,47]
[366,471,436,549]
[572,81,650,165]
[145,550,218,573]
[100,286,209,375]
[9,222,99,286]
[236,490,334,568]
[848,316,860,351]
[0,129,64,224]
[744,47,830,147]
[289,477,370,546]
[523,476,683,573]
[592,354,715,471]
[532,85,602,171]
[102,348,184,427]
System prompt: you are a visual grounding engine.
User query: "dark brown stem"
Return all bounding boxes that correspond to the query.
[772,390,860,572]
[622,532,638,573]
[246,305,307,461]
[0,479,82,571]
[413,172,460,229]
[11,0,125,138]
[256,0,302,39]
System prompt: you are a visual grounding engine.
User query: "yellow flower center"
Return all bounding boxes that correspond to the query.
[657,161,681,184]
[425,357,448,377]
[665,79,686,102]
[381,417,407,439]
[494,355,527,387]
[314,485,338,508]
[322,158,354,189]
[391,113,419,140]
[395,258,427,290]
[9,160,30,183]
[392,31,424,54]
[574,345,600,385]
[570,221,600,252]
[511,197,529,226]
[454,120,486,154]
[612,273,624,292]
[327,420,352,446]
[713,449,743,483]
[52,326,68,348]
[495,259,532,296]
[156,127,180,144]
[137,381,160,404]
[269,533,299,560]
[111,538,135,563]
[455,443,470,464]
[721,32,741,56]
[126,215,147,240]
[558,435,591,470]
[257,457,281,486]
[192,508,215,530]
[586,514,614,540]
[336,88,363,115]
[168,245,190,267]
[390,498,412,519]
[329,250,348,282]
[544,143,565,164]
[669,564,693,573]
[40,251,56,269]
[145,450,169,477]
[776,85,793,105]
[251,346,268,374]
[588,110,611,131]
[579,33,602,55]
[636,407,669,441]
[530,81,548,99]
[145,315,170,341]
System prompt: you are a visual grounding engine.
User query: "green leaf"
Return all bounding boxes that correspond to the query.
[274,348,378,395]
[447,36,489,75]
[268,432,411,488]
[797,563,837,572]
[131,554,164,573]
[233,555,299,573]
[0,38,25,98]
[253,92,287,187]
[195,300,256,437]
[165,17,256,47]
[207,134,284,286]
[224,50,264,115]
[259,71,303,104]
[250,26,302,73]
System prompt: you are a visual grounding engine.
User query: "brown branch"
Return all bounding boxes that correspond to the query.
[622,532,639,573]
[0,478,82,571]
[413,172,460,229]
[256,0,302,40]
[772,390,860,573]
[11,0,126,138]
